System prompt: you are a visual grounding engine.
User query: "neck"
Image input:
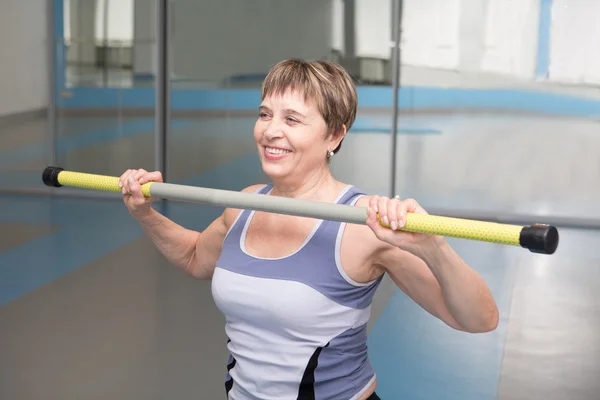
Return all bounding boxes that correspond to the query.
[270,165,341,201]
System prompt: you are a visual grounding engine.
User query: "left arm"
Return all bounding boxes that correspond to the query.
[366,196,499,333]
[416,239,499,333]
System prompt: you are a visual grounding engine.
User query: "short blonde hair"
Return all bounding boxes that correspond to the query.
[261,59,357,154]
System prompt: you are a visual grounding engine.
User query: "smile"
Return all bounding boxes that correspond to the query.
[265,147,292,155]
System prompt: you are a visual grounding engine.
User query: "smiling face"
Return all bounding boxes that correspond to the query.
[254,59,358,189]
[254,89,343,184]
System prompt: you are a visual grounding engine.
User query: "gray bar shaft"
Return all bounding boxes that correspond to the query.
[150,182,368,225]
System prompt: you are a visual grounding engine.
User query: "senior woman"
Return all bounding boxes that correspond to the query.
[119,59,498,400]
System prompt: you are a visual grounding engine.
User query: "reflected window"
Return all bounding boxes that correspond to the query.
[63,0,135,88]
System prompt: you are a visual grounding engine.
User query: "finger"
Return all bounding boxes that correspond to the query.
[396,200,408,229]
[387,198,399,231]
[131,169,150,193]
[125,169,144,195]
[119,169,132,186]
[127,175,145,200]
[122,170,137,195]
[365,198,388,238]
[369,195,379,213]
[124,170,140,195]
[404,198,419,212]
[132,169,148,183]
[366,197,381,223]
[366,203,376,224]
[367,196,378,224]
[119,169,132,192]
[378,196,389,228]
[407,198,428,215]
[365,197,375,224]
[138,171,163,185]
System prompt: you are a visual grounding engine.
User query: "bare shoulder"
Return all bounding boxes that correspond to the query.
[222,184,268,229]
[338,194,392,282]
[347,195,391,256]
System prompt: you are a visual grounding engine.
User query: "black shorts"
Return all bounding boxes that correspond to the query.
[367,393,381,400]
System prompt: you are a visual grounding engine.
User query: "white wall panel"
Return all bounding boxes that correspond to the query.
[0,0,48,117]
[355,0,391,59]
[401,0,461,69]
[480,0,539,79]
[549,0,600,85]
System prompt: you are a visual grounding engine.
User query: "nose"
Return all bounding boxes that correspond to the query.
[263,120,284,140]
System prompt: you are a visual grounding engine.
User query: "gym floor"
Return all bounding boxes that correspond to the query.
[0,110,599,399]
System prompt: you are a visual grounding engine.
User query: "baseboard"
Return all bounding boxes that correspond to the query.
[0,108,48,128]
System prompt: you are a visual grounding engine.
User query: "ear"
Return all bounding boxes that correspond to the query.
[329,124,347,151]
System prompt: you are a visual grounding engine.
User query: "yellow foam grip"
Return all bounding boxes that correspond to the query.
[57,171,153,197]
[378,213,522,246]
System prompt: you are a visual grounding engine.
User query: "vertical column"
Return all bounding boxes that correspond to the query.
[390,0,403,198]
[49,0,61,169]
[343,0,355,58]
[52,0,65,94]
[342,0,358,77]
[535,0,553,80]
[155,0,169,180]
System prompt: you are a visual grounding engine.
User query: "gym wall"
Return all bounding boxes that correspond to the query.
[0,0,48,118]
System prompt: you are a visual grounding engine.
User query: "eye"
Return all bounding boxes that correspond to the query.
[259,112,270,119]
[286,117,299,124]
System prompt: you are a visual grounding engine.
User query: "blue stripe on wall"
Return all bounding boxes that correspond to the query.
[536,0,553,80]
[57,85,600,119]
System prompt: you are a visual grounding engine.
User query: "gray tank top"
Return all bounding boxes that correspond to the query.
[212,184,383,399]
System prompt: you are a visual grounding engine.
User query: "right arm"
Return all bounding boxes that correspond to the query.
[134,208,226,279]
[120,168,261,280]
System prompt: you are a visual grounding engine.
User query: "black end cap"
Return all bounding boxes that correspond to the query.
[520,224,559,255]
[42,166,64,187]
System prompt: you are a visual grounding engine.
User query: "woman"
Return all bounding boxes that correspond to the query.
[119,59,498,400]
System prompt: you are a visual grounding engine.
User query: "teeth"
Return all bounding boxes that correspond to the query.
[266,147,291,155]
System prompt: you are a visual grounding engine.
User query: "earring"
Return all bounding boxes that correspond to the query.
[327,150,334,159]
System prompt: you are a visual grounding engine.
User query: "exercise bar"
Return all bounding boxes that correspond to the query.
[42,166,559,255]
